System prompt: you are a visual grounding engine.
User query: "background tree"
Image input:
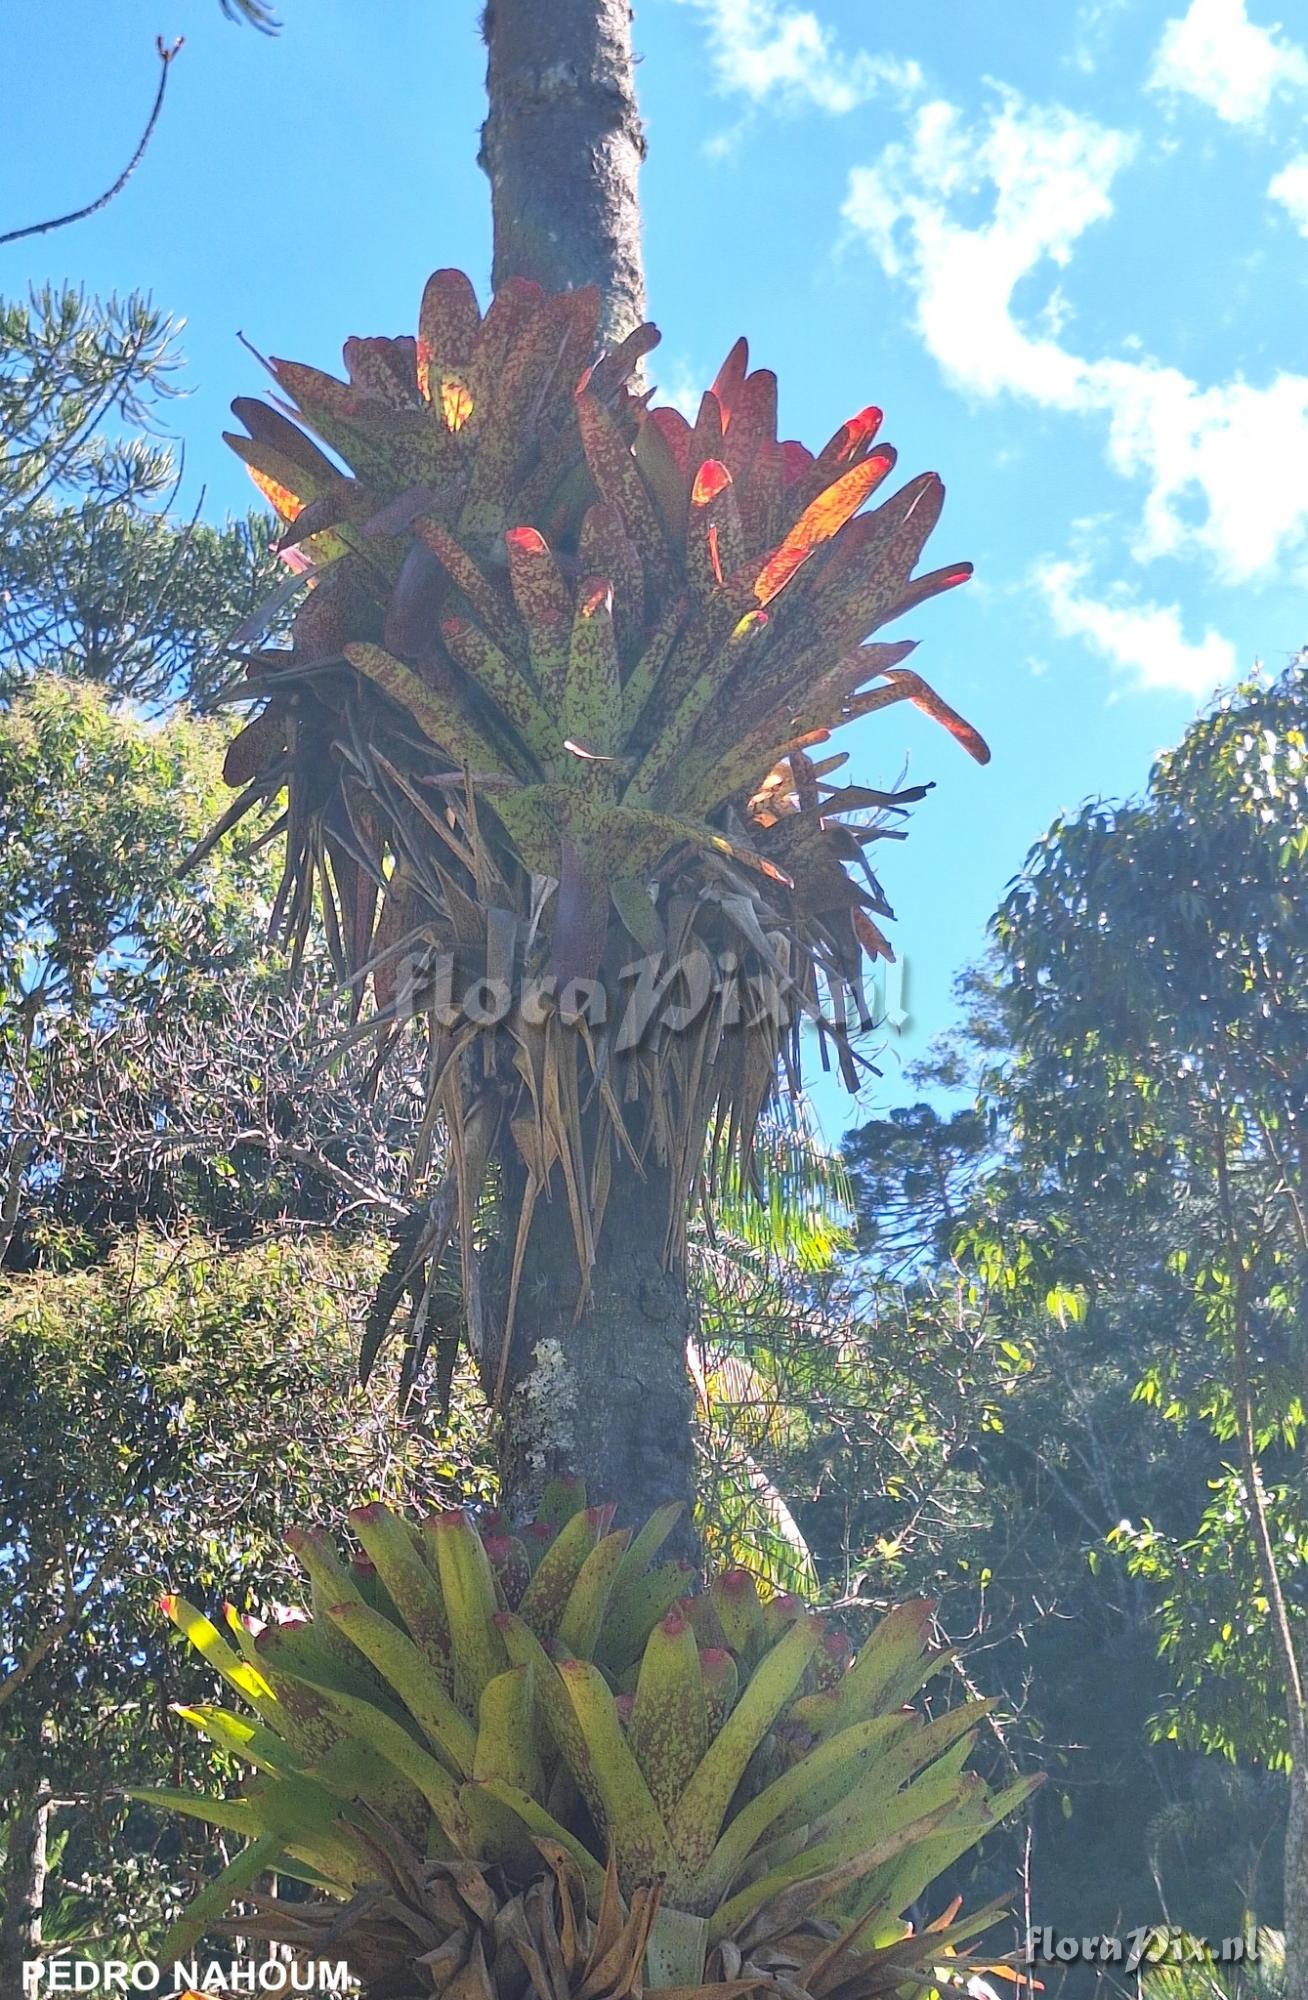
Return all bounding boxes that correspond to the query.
[0,287,278,706]
[989,661,1308,1988]
[0,678,502,1970]
[0,1229,493,1980]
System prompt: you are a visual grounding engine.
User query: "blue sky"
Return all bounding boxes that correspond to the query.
[5,0,1307,1139]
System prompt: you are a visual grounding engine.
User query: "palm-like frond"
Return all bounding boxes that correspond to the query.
[204,270,986,1333]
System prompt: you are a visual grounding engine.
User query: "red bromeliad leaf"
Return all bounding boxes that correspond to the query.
[464,276,545,422]
[634,418,690,545]
[242,463,305,525]
[344,640,512,775]
[439,379,475,433]
[690,390,725,467]
[439,614,557,763]
[229,397,342,484]
[416,517,522,657]
[342,335,420,407]
[646,405,693,474]
[691,461,732,507]
[785,640,920,734]
[581,319,661,406]
[850,666,991,764]
[210,266,986,1305]
[269,357,366,426]
[814,405,883,473]
[417,267,481,401]
[753,450,898,607]
[576,388,673,593]
[688,460,743,597]
[711,336,750,414]
[853,909,896,964]
[720,369,779,495]
[779,440,813,486]
[578,503,644,663]
[222,705,287,788]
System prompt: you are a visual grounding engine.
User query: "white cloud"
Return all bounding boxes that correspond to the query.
[1070,0,1130,78]
[1270,152,1308,230]
[843,90,1308,585]
[844,94,1133,404]
[676,0,922,115]
[1036,559,1239,697]
[1147,0,1308,125]
[654,356,705,421]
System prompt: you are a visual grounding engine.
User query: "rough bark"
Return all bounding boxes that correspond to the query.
[478,1,695,1549]
[1287,1762,1308,2000]
[0,1786,50,1985]
[480,0,647,344]
[484,1153,699,1557]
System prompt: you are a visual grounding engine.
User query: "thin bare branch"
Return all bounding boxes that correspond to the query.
[0,38,183,250]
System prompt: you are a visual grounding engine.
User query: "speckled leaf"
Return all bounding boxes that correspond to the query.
[563,579,622,758]
[505,527,573,707]
[440,615,558,764]
[344,642,513,775]
[418,267,482,401]
[628,1606,707,1823]
[753,450,898,607]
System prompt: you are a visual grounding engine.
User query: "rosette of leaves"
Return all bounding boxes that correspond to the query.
[203,269,988,1335]
[139,1484,1034,1993]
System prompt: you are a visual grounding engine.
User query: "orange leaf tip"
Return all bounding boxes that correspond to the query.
[691,459,733,507]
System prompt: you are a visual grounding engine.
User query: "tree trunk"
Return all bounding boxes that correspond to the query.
[0,1786,50,1987]
[484,1152,699,1553]
[480,0,647,344]
[478,2,696,1547]
[1286,1759,1308,2000]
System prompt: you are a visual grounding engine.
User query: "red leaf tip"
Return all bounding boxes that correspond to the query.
[692,458,733,507]
[718,1567,755,1599]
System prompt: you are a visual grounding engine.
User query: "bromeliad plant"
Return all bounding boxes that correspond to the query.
[142,1485,1036,1993]
[203,270,987,1344]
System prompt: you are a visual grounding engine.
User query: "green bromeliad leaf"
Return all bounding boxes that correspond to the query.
[208,270,988,1328]
[150,1498,1035,1984]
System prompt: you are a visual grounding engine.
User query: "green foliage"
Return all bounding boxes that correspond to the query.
[0,680,492,1954]
[0,287,280,703]
[1135,1930,1283,1999]
[150,1487,1030,1988]
[807,953,1289,1948]
[0,676,257,1015]
[1112,1474,1308,1771]
[992,660,1308,1776]
[0,1229,494,1953]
